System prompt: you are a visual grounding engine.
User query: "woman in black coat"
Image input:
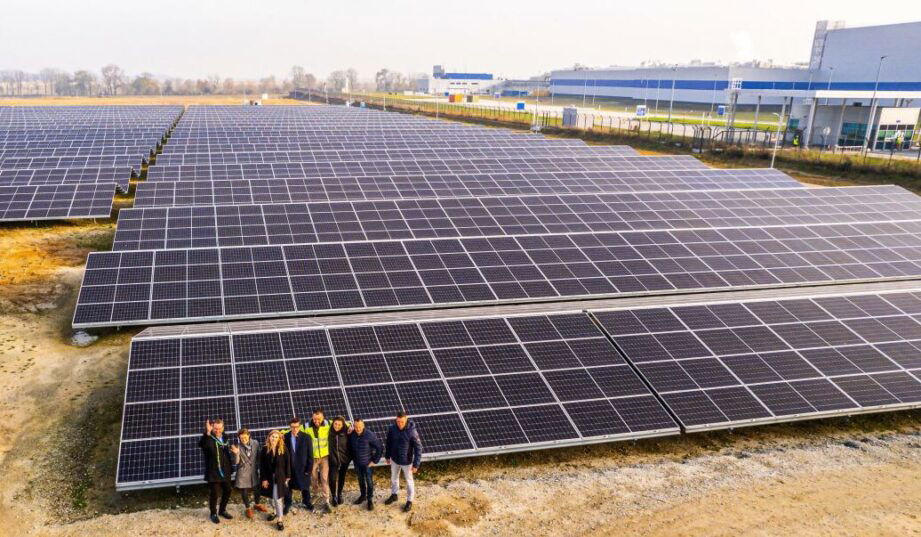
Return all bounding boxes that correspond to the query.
[327,416,351,506]
[199,419,234,524]
[260,430,291,531]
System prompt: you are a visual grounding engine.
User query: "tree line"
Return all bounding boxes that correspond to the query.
[0,64,423,97]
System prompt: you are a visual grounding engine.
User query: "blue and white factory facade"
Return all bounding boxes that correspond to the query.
[551,21,921,149]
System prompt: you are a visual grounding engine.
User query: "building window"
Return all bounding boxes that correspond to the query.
[839,122,868,147]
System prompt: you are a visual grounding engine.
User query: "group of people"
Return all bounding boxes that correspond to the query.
[199,408,423,531]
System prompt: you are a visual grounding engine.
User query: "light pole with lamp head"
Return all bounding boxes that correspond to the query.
[770,111,784,169]
[862,55,887,155]
[667,65,677,122]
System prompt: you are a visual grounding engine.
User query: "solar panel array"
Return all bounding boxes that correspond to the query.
[0,106,181,222]
[113,185,921,251]
[92,105,921,491]
[133,169,802,208]
[118,288,921,488]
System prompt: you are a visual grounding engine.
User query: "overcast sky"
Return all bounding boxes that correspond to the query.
[3,0,920,81]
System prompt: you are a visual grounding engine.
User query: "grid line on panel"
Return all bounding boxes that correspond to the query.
[504,317,584,441]
[414,322,482,452]
[590,292,921,431]
[585,310,687,431]
[324,328,361,423]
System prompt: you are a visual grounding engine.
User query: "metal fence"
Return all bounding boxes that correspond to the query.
[291,90,921,163]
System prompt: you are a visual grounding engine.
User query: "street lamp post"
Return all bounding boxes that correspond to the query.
[667,65,677,123]
[770,112,784,169]
[862,55,887,155]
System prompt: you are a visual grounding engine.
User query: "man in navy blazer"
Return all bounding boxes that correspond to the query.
[282,416,313,513]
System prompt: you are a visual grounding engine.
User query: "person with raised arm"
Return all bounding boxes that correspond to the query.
[199,418,234,524]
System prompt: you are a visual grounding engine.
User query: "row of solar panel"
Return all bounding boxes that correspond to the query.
[74,220,921,327]
[145,156,708,182]
[155,139,594,154]
[0,106,181,222]
[133,169,804,208]
[152,146,638,167]
[0,183,116,220]
[112,185,921,251]
[115,288,921,488]
[0,145,154,159]
[0,155,144,172]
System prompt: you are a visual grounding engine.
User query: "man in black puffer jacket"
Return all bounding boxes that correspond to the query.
[384,412,423,512]
[348,418,383,511]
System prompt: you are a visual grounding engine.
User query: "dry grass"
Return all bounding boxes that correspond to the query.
[0,95,311,106]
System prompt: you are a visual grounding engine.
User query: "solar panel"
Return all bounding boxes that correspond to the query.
[152,138,599,154]
[134,168,802,208]
[116,311,678,489]
[112,186,921,251]
[74,220,921,328]
[0,154,142,173]
[0,167,131,193]
[593,290,921,431]
[152,146,639,167]
[144,156,707,183]
[0,183,115,221]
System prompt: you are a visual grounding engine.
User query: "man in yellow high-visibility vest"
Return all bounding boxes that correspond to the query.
[304,408,334,514]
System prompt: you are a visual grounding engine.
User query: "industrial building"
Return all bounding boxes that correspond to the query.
[415,65,504,96]
[551,21,921,150]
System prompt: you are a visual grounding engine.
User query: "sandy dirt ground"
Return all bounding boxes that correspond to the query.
[0,222,918,537]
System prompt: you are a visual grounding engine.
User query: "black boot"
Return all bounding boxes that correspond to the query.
[367,499,374,511]
[209,514,220,524]
[403,501,412,512]
[384,493,398,505]
[353,495,366,505]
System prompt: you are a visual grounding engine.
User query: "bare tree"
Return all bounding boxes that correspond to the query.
[39,68,60,95]
[130,73,161,95]
[207,74,221,93]
[101,64,124,96]
[73,70,98,96]
[290,65,306,89]
[327,70,347,91]
[346,68,359,91]
[221,77,236,95]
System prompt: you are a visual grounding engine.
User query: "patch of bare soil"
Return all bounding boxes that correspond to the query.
[0,222,113,313]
